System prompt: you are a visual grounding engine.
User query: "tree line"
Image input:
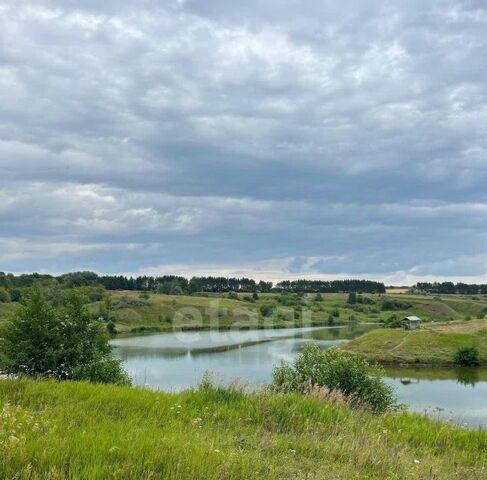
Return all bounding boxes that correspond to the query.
[0,271,387,297]
[416,282,487,295]
[276,279,386,294]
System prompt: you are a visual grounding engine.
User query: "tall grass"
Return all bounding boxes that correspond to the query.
[0,378,485,479]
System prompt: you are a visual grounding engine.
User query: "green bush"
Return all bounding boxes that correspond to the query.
[454,346,480,366]
[106,321,117,335]
[259,304,274,317]
[381,299,411,311]
[384,314,404,329]
[272,344,396,413]
[111,297,151,309]
[0,286,10,303]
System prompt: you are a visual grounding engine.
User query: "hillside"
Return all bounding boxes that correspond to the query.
[342,320,487,365]
[3,290,487,334]
[98,291,487,334]
[0,379,485,479]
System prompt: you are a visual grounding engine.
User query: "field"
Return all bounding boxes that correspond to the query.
[342,320,487,365]
[0,378,486,479]
[98,291,487,334]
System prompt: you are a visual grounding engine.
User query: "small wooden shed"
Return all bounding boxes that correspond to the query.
[403,315,421,330]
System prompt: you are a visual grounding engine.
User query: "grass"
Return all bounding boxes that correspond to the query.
[93,291,487,334]
[0,378,486,479]
[342,321,487,365]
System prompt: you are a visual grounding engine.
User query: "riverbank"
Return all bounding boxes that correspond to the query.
[0,378,485,479]
[342,321,487,365]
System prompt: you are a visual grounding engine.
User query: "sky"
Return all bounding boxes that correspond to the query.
[1,0,487,285]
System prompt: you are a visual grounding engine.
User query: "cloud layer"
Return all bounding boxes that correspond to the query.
[1,1,487,283]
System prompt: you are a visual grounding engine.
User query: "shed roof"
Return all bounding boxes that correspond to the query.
[404,315,421,321]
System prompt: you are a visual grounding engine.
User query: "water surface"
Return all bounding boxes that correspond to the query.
[112,325,487,428]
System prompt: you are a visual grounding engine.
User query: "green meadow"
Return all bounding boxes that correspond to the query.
[0,378,486,480]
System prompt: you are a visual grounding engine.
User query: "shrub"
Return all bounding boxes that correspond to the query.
[347,292,357,304]
[106,321,117,335]
[227,291,238,300]
[384,314,404,329]
[259,304,274,317]
[454,346,480,366]
[9,288,23,302]
[272,344,396,413]
[0,287,10,303]
[111,297,151,309]
[381,299,411,311]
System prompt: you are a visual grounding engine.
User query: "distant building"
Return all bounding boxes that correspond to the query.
[403,315,421,330]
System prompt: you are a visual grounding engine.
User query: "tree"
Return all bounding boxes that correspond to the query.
[0,288,129,385]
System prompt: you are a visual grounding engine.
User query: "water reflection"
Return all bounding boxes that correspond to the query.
[384,366,487,428]
[111,324,377,389]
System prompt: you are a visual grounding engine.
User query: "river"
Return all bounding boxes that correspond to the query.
[111,325,487,428]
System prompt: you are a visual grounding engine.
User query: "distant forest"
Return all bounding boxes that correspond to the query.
[415,282,487,295]
[0,271,385,296]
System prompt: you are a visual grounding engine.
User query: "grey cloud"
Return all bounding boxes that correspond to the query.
[1,1,487,281]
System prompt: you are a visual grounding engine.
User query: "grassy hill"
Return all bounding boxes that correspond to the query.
[0,378,485,479]
[3,290,487,334]
[342,320,487,365]
[100,291,487,334]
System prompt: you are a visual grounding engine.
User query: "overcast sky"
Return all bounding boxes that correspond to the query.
[1,1,487,284]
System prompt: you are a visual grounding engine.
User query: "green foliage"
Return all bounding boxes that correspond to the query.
[9,288,23,302]
[106,321,117,335]
[327,314,336,326]
[259,304,274,317]
[272,344,397,413]
[454,346,480,366]
[0,288,129,385]
[381,298,412,311]
[347,292,357,304]
[0,287,10,303]
[227,291,238,300]
[111,296,151,309]
[384,314,404,328]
